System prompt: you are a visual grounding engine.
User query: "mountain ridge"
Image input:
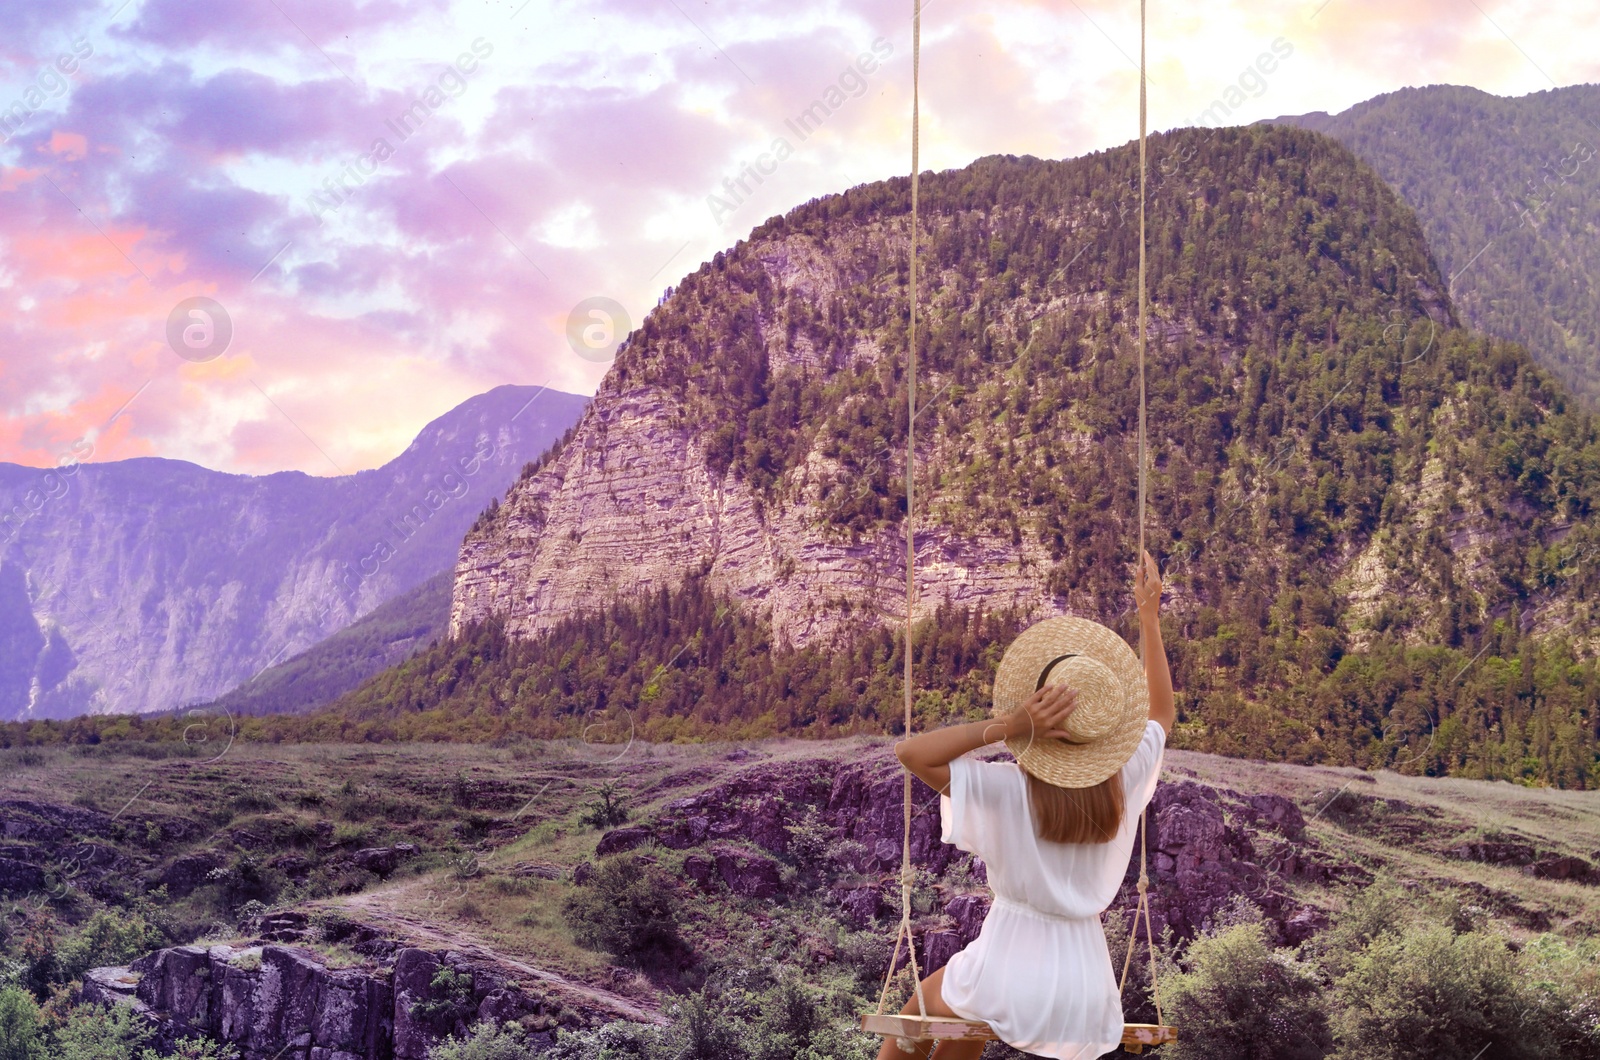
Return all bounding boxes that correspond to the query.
[1270,82,1600,405]
[0,384,587,719]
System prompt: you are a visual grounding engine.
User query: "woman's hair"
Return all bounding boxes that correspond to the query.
[1023,766,1125,844]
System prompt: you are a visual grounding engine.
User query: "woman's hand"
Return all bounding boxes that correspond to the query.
[1134,549,1162,624]
[997,684,1080,744]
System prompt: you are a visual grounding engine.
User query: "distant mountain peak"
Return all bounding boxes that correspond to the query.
[0,386,588,719]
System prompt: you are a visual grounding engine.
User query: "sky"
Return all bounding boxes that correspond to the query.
[0,0,1595,476]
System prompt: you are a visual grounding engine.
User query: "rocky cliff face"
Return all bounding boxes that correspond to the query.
[0,385,586,718]
[82,932,633,1060]
[451,381,1057,649]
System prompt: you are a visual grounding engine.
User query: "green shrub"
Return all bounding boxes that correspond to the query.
[410,966,476,1030]
[561,855,684,970]
[53,1000,152,1060]
[1517,934,1600,1055]
[142,1040,241,1060]
[668,990,745,1060]
[1331,922,1548,1060]
[204,853,279,911]
[0,987,45,1060]
[545,1019,666,1060]
[1165,922,1331,1060]
[1303,871,1411,978]
[428,1020,532,1060]
[831,926,894,991]
[747,973,821,1060]
[54,911,165,985]
[579,782,631,830]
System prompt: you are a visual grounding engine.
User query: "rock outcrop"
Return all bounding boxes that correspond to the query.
[596,748,1349,966]
[85,936,616,1060]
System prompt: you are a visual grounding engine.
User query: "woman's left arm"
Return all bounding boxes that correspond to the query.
[894,684,1079,794]
[1136,550,1175,735]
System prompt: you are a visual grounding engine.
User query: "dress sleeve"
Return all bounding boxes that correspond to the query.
[939,755,1018,859]
[1120,720,1168,813]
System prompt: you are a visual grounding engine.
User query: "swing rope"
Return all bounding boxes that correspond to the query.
[1118,0,1165,1027]
[871,0,930,1027]
[873,0,1165,1038]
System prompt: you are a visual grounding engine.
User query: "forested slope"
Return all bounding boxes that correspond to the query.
[1276,83,1600,405]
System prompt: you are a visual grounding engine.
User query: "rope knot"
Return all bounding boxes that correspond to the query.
[1136,875,1149,894]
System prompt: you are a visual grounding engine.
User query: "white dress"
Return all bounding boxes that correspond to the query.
[938,719,1167,1060]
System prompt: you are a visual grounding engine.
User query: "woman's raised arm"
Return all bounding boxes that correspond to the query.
[894,685,1080,795]
[1136,550,1175,735]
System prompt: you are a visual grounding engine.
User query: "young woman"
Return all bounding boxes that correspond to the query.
[883,550,1175,1060]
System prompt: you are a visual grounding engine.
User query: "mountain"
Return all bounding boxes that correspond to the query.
[414,125,1600,785]
[1269,83,1600,406]
[198,568,452,717]
[0,385,587,718]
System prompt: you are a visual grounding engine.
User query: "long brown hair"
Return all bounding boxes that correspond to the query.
[1023,766,1125,845]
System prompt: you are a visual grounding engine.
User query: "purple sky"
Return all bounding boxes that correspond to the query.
[1,0,1594,474]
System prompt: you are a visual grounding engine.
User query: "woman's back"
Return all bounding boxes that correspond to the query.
[939,718,1167,918]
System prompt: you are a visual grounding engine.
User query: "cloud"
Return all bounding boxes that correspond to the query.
[0,0,1596,474]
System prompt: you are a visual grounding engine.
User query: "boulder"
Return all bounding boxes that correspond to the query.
[922,930,965,973]
[0,799,115,841]
[826,760,957,876]
[393,948,449,1060]
[313,967,393,1058]
[256,911,311,942]
[351,844,417,877]
[133,945,213,1032]
[596,826,654,856]
[79,968,164,1039]
[0,856,45,894]
[942,894,991,945]
[157,852,225,898]
[1281,905,1330,945]
[833,885,883,928]
[711,845,783,899]
[1447,836,1537,866]
[229,828,270,850]
[81,965,143,1006]
[1120,780,1307,942]
[94,928,654,1058]
[1524,856,1598,884]
[656,815,710,849]
[682,854,716,889]
[1241,793,1307,841]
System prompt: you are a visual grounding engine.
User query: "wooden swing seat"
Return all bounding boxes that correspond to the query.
[860,1014,1178,1053]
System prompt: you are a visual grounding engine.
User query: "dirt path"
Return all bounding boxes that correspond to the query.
[331,880,666,1026]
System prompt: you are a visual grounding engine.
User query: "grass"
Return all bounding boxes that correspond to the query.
[4,732,1598,1018]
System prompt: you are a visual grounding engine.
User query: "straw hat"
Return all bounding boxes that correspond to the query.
[990,616,1149,789]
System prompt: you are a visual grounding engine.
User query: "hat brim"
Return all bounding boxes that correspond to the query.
[991,616,1149,789]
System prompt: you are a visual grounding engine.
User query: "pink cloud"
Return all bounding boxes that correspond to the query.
[47,130,87,159]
